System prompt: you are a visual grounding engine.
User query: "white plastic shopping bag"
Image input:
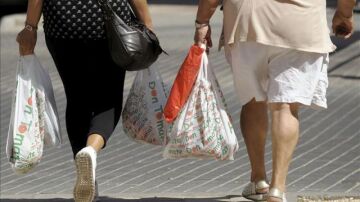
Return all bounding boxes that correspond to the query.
[163,51,239,160]
[122,65,169,145]
[6,55,61,174]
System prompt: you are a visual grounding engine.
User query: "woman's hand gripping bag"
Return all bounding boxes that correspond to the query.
[122,65,169,145]
[6,55,61,174]
[163,50,239,160]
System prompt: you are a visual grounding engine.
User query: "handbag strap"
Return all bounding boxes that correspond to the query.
[97,0,138,22]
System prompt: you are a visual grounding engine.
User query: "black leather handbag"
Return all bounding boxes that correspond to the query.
[98,0,165,71]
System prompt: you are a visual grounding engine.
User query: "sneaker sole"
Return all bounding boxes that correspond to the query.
[74,152,95,202]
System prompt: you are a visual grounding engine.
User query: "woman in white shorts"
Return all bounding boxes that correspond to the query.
[194,0,356,201]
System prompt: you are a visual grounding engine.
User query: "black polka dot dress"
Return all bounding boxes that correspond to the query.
[42,0,133,40]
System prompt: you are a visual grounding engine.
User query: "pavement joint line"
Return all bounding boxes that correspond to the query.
[93,145,163,182]
[218,103,360,193]
[210,139,281,192]
[147,132,274,193]
[284,110,360,174]
[17,141,153,193]
[1,158,74,192]
[279,77,351,126]
[277,93,358,156]
[181,160,247,193]
[328,41,360,72]
[34,152,170,194]
[0,5,359,197]
[40,142,151,193]
[193,96,357,193]
[98,150,172,192]
[0,85,354,193]
[202,148,271,192]
[141,161,221,193]
[298,154,360,192]
[295,91,356,140]
[118,101,256,193]
[205,145,275,192]
[116,160,199,193]
[324,168,360,192]
[329,57,360,77]
[95,141,140,165]
[95,143,162,176]
[287,118,360,187]
[300,85,352,123]
[167,139,262,192]
[0,151,73,185]
[0,133,69,168]
[162,157,239,193]
[294,151,360,192]
[2,141,139,193]
[345,182,360,193]
[286,127,360,177]
[227,129,359,193]
[0,139,136,186]
[140,156,237,193]
[0,41,346,142]
[101,158,184,193]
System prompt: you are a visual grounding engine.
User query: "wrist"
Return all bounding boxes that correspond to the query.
[338,10,353,18]
[195,20,209,29]
[24,21,38,32]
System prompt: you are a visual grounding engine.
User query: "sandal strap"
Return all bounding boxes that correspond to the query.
[256,180,270,190]
[268,188,284,199]
[242,180,269,196]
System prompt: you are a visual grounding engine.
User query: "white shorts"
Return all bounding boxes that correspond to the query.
[226,42,329,109]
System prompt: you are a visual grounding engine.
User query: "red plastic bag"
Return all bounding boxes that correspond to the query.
[163,45,205,123]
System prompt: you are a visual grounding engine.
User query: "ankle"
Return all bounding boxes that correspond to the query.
[251,173,267,183]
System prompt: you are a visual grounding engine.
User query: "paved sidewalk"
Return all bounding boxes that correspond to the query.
[1,5,359,202]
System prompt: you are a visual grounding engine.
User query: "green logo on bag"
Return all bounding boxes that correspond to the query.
[13,121,31,160]
[222,146,229,155]
[13,133,24,160]
[13,87,34,161]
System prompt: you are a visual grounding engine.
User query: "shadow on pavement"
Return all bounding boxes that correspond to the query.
[0,195,249,202]
[331,31,360,51]
[329,75,360,80]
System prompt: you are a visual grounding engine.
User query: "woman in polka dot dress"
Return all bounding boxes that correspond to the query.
[16,0,154,201]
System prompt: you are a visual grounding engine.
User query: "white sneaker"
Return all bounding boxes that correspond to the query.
[242,180,269,201]
[74,146,97,202]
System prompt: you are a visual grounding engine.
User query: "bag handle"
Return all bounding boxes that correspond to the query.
[97,0,137,22]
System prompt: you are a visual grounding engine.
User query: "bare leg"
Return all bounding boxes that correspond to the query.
[86,134,105,153]
[268,103,299,202]
[241,98,268,188]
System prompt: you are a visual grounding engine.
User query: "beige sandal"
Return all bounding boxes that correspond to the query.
[268,188,287,202]
[242,180,269,201]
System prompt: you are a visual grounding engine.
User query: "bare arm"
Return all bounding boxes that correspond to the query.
[196,0,219,24]
[337,0,356,17]
[26,0,43,28]
[332,0,356,38]
[129,0,153,30]
[194,0,220,48]
[16,0,43,55]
